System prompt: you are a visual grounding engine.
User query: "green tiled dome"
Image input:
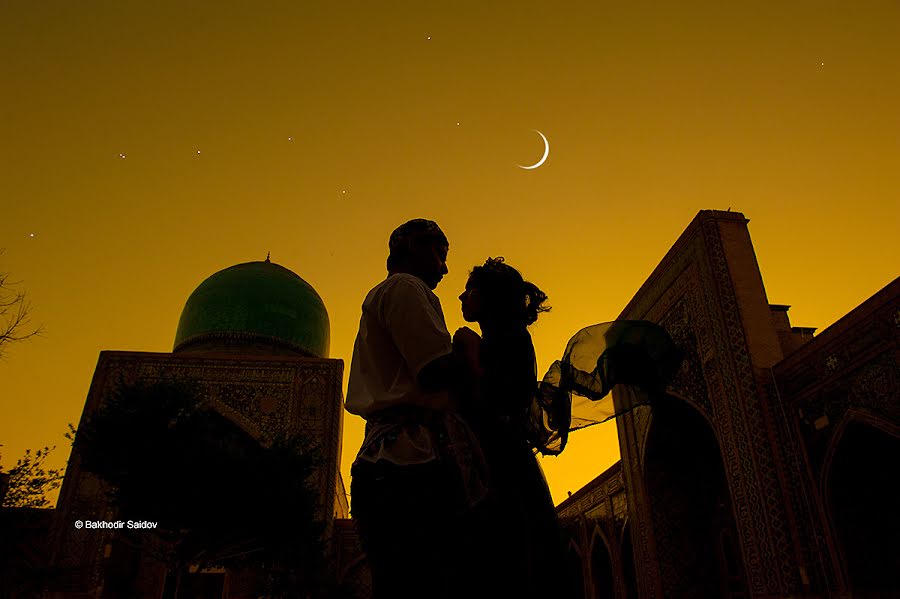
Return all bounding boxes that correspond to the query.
[174,260,329,357]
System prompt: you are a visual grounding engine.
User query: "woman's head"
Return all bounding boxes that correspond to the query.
[459,257,550,327]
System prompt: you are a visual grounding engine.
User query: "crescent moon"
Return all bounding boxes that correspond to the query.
[517,129,550,170]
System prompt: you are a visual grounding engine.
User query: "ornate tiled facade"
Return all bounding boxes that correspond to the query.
[559,210,899,598]
[45,351,345,598]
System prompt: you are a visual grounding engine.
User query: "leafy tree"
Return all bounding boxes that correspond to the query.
[0,432,74,599]
[0,447,63,509]
[76,379,327,598]
[0,425,74,509]
[0,249,43,360]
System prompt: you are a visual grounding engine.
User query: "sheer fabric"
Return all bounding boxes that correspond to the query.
[528,320,683,456]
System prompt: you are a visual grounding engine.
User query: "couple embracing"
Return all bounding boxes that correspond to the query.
[345,218,567,599]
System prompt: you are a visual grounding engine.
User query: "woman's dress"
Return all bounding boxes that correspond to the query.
[462,327,568,599]
[460,320,683,598]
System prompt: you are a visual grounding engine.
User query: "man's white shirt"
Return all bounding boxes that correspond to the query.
[345,273,453,418]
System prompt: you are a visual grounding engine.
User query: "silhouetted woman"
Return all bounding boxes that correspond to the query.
[452,257,566,599]
[452,258,683,598]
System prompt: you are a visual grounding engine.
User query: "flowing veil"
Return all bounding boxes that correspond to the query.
[527,320,683,456]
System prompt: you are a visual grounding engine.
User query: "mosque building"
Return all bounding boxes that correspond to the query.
[44,256,350,598]
[555,211,898,598]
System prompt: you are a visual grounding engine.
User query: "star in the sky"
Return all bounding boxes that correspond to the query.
[196,150,202,155]
[426,36,431,40]
[28,233,35,238]
[288,137,293,141]
[118,153,126,159]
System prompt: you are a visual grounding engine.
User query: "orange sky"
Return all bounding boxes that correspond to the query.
[1,0,898,507]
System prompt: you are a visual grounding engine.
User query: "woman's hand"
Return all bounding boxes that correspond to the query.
[453,326,483,376]
[453,326,481,349]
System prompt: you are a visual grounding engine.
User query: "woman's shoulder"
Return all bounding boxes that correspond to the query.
[482,329,536,374]
[483,328,533,353]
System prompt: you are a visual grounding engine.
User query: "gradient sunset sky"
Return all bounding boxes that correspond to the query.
[2,0,898,506]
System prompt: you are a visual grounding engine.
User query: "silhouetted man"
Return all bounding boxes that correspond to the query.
[346,218,487,599]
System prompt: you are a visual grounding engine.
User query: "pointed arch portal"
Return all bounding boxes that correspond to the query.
[643,396,747,597]
[825,418,900,594]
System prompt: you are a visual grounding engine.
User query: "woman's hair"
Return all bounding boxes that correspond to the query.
[469,257,550,327]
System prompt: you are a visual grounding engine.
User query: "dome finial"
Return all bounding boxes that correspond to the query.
[265,251,271,263]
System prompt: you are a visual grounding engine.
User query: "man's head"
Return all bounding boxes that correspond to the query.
[387,219,449,289]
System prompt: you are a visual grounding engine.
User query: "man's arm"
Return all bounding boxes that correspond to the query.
[420,327,483,392]
[383,276,456,391]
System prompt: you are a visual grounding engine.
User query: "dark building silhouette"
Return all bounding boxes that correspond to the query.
[558,210,899,598]
[2,211,895,598]
[41,259,348,598]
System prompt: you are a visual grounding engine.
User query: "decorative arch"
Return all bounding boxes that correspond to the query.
[210,399,266,442]
[589,527,615,599]
[637,389,718,471]
[566,539,587,599]
[642,393,746,597]
[821,409,900,595]
[820,408,900,496]
[587,524,613,562]
[655,390,720,440]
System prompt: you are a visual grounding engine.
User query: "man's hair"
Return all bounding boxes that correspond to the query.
[386,219,448,270]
